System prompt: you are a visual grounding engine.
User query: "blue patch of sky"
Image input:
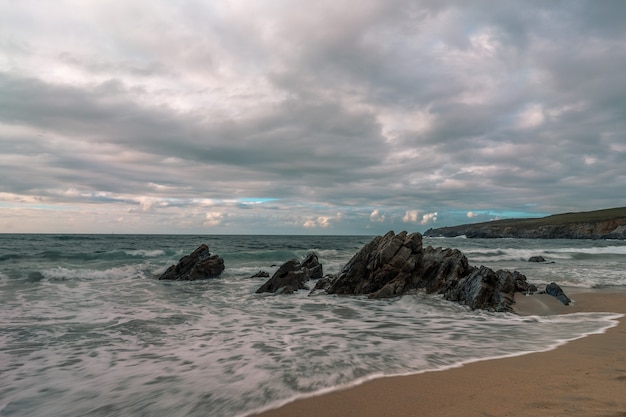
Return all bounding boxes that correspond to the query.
[237,198,278,204]
[450,209,549,219]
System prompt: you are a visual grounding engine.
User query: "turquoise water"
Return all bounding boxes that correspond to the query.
[1,234,624,417]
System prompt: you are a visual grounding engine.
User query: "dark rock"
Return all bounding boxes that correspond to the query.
[528,256,546,262]
[158,244,225,280]
[445,267,531,312]
[309,274,337,295]
[327,231,425,298]
[250,270,270,278]
[418,246,474,294]
[545,282,571,305]
[256,259,303,294]
[256,254,323,294]
[301,252,323,279]
[321,230,535,312]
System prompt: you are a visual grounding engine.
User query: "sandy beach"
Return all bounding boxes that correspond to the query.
[251,290,626,417]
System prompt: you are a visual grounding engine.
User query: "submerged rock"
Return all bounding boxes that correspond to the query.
[158,244,225,280]
[256,252,323,294]
[545,282,571,305]
[528,256,546,262]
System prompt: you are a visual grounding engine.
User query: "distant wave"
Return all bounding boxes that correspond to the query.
[466,245,626,262]
[124,249,165,257]
[41,265,148,281]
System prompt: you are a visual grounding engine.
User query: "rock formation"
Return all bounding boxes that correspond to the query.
[444,267,535,311]
[545,282,571,305]
[250,231,568,313]
[320,231,539,312]
[326,231,425,297]
[256,252,323,294]
[158,244,225,280]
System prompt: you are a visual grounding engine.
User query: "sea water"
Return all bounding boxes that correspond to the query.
[1,234,625,417]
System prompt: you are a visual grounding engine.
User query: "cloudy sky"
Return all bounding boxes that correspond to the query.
[1,1,625,234]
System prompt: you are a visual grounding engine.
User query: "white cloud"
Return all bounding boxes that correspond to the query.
[583,155,597,165]
[517,104,545,129]
[420,212,438,225]
[303,216,332,228]
[302,213,343,228]
[370,209,385,222]
[204,211,224,227]
[138,197,159,212]
[402,210,420,223]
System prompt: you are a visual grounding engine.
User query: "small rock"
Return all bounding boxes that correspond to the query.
[256,255,324,294]
[158,244,225,280]
[545,282,571,305]
[301,252,323,279]
[250,270,270,278]
[528,256,546,262]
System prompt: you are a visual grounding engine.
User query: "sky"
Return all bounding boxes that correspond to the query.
[1,0,625,235]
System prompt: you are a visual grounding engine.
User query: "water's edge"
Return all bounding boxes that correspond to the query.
[241,311,624,417]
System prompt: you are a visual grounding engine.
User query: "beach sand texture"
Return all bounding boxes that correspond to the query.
[251,291,626,417]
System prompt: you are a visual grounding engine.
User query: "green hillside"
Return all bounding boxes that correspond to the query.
[425,207,626,239]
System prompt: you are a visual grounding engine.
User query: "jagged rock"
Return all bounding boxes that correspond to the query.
[321,231,536,312]
[445,267,531,312]
[325,231,480,300]
[545,282,571,305]
[301,252,323,279]
[309,274,337,295]
[158,244,225,280]
[528,256,546,262]
[326,231,424,298]
[418,246,474,293]
[256,253,323,294]
[250,270,270,278]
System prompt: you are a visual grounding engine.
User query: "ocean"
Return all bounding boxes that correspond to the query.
[1,234,625,417]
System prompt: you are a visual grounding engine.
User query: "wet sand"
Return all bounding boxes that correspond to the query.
[251,290,626,417]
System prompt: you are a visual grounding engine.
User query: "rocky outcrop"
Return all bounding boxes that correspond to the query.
[326,231,425,298]
[424,207,626,239]
[301,252,324,279]
[321,231,535,312]
[444,267,535,311]
[158,244,225,280]
[256,252,323,294]
[528,256,546,262]
[545,282,571,305]
[250,231,568,313]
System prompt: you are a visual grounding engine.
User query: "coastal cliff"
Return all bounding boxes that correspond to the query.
[424,207,626,239]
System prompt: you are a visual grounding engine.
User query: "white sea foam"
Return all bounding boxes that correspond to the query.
[2,234,626,417]
[124,249,166,257]
[464,245,626,263]
[549,245,626,255]
[41,264,146,281]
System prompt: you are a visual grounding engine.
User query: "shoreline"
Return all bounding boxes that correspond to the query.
[250,290,626,417]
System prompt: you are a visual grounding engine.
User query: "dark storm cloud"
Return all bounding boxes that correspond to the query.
[1,0,625,233]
